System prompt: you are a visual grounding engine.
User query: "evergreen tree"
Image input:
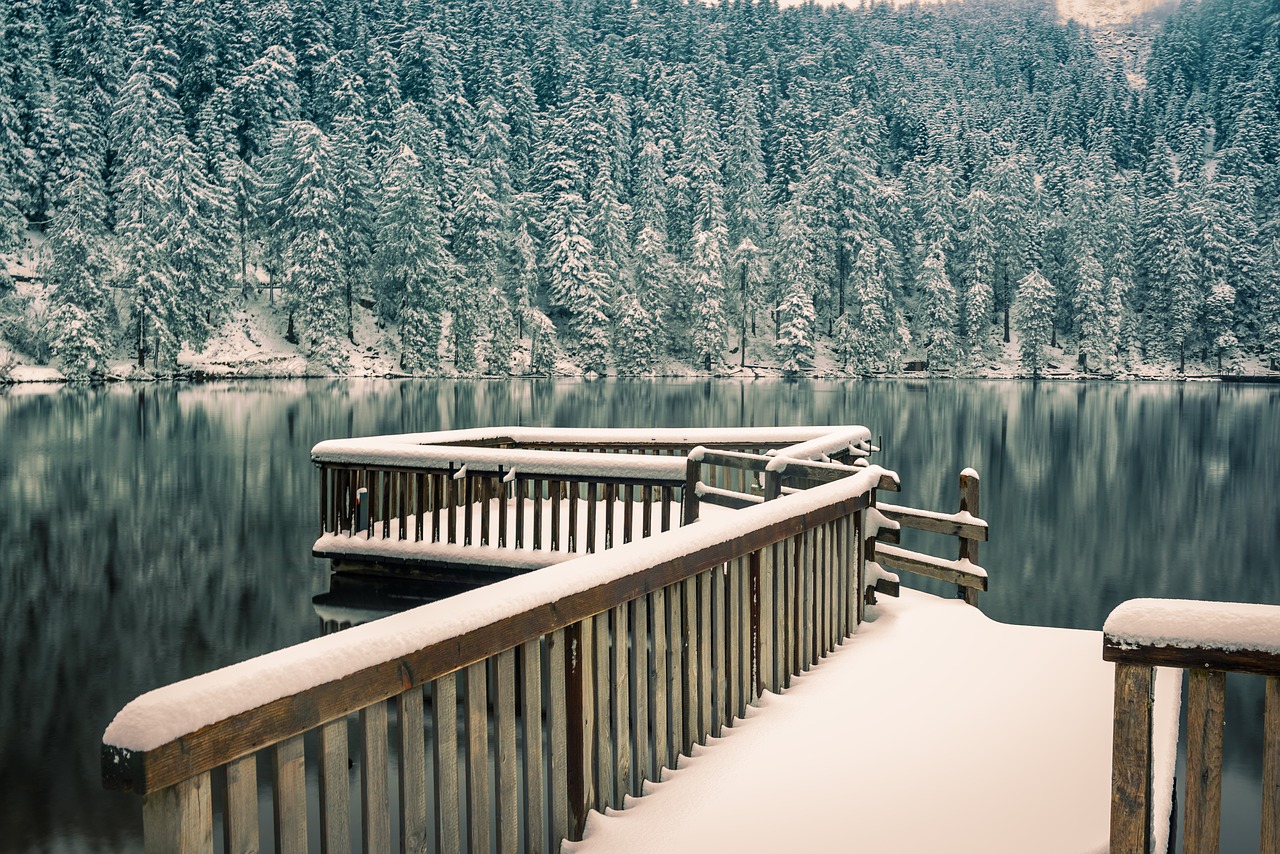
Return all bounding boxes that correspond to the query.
[1012,269,1056,378]
[1074,251,1110,373]
[916,242,960,371]
[45,175,115,377]
[959,186,996,365]
[544,190,610,373]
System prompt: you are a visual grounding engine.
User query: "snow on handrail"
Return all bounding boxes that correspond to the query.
[1104,598,1280,657]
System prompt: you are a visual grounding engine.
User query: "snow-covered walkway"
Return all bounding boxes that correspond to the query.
[566,589,1181,854]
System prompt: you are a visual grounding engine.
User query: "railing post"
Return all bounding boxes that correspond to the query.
[958,469,980,606]
[1185,668,1225,853]
[1110,661,1155,854]
[355,486,368,534]
[142,773,213,854]
[683,457,701,524]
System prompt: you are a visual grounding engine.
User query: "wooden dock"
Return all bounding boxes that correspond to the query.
[99,425,1276,853]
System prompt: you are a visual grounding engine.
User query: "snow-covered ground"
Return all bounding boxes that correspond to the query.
[568,588,1181,854]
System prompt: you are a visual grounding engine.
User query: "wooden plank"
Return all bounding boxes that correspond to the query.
[273,735,307,854]
[712,564,727,737]
[727,561,740,726]
[642,486,653,540]
[1264,676,1280,854]
[431,474,442,543]
[799,532,812,670]
[668,583,684,761]
[594,611,613,811]
[434,675,461,853]
[318,718,350,854]
[740,555,752,715]
[568,486,579,552]
[465,662,491,853]
[514,478,525,549]
[651,589,669,778]
[143,773,212,854]
[605,483,616,550]
[551,480,562,551]
[1185,668,1225,854]
[361,701,391,854]
[876,544,989,591]
[495,649,519,854]
[446,469,457,544]
[497,473,508,548]
[1109,662,1154,854]
[631,594,650,795]
[533,479,544,550]
[224,754,260,854]
[683,576,698,753]
[660,485,672,533]
[399,690,429,854]
[480,477,491,546]
[958,471,982,605]
[683,458,700,524]
[521,640,547,854]
[697,488,764,511]
[415,472,426,542]
[586,487,598,554]
[876,502,989,541]
[699,570,712,743]
[548,630,569,847]
[566,620,594,840]
[624,486,635,544]
[1102,640,1280,678]
[759,546,774,695]
[612,604,632,805]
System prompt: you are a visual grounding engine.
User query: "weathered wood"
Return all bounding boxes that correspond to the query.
[567,620,594,840]
[683,576,698,753]
[661,485,673,532]
[1265,676,1280,854]
[759,545,775,695]
[568,486,579,552]
[612,604,632,806]
[697,487,763,511]
[1185,668,1225,854]
[495,649,519,854]
[143,773,212,854]
[875,543,988,591]
[631,593,650,795]
[605,483,616,549]
[624,486,635,544]
[551,479,562,551]
[433,674,461,853]
[594,611,613,812]
[876,502,988,541]
[361,701,391,854]
[683,458,700,524]
[1103,640,1280,678]
[651,588,669,777]
[1110,662,1154,854]
[318,718,350,854]
[521,639,547,854]
[586,487,598,554]
[642,485,653,539]
[465,662,491,853]
[958,471,981,605]
[533,479,543,550]
[694,449,773,473]
[446,469,457,544]
[728,560,741,725]
[398,689,429,854]
[514,478,525,549]
[273,736,307,854]
[548,630,569,847]
[669,582,685,760]
[224,754,259,854]
[480,477,492,546]
[698,570,712,743]
[712,565,727,737]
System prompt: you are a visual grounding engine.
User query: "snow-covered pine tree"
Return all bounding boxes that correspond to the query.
[960,186,997,366]
[847,236,910,375]
[772,198,818,373]
[1012,269,1057,378]
[1074,251,1110,373]
[231,45,301,163]
[2,0,58,222]
[543,189,610,374]
[157,131,232,352]
[916,242,960,371]
[45,174,116,378]
[613,289,655,376]
[374,143,456,374]
[330,110,376,342]
[1167,236,1202,372]
[452,161,503,374]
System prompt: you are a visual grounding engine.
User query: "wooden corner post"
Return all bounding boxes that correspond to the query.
[1110,661,1155,854]
[958,470,980,606]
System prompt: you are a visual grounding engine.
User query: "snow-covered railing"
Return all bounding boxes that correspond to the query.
[1103,599,1280,854]
[311,426,877,576]
[102,464,895,853]
[868,468,987,605]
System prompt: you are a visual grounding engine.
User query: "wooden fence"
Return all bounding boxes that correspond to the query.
[103,465,892,854]
[1104,598,1280,854]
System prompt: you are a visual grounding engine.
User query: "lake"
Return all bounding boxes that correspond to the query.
[1,378,1276,852]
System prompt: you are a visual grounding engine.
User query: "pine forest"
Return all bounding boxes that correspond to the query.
[1,0,1278,379]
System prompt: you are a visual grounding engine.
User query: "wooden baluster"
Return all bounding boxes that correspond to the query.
[739,555,752,716]
[549,629,571,846]
[660,485,672,533]
[273,736,307,854]
[567,620,596,840]
[415,472,425,542]
[604,483,616,550]
[1110,662,1154,854]
[464,474,474,546]
[224,754,259,854]
[362,701,391,853]
[382,470,392,539]
[533,480,544,550]
[514,477,526,549]
[727,560,740,726]
[399,689,429,854]
[758,546,774,696]
[650,591,670,778]
[594,611,613,812]
[480,477,491,547]
[318,719,350,854]
[682,576,698,753]
[431,474,442,543]
[522,639,547,854]
[1185,668,1225,853]
[666,584,683,764]
[446,467,457,545]
[586,486,598,554]
[568,485,579,552]
[623,484,634,544]
[698,570,712,744]
[642,486,653,540]
[465,662,491,853]
[712,565,727,737]
[143,772,213,854]
[612,604,632,806]
[683,458,700,525]
[320,466,329,534]
[498,471,508,548]
[434,674,461,852]
[1264,676,1280,853]
[631,594,650,795]
[551,480,561,551]
[495,650,519,854]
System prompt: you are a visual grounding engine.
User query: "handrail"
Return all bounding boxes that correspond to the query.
[1103,598,1280,854]
[103,464,894,852]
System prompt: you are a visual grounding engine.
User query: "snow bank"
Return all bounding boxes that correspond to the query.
[1105,598,1280,655]
[104,465,891,753]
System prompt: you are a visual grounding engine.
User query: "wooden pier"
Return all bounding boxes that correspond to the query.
[99,425,1268,853]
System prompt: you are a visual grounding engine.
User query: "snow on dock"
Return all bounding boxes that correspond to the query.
[567,589,1181,854]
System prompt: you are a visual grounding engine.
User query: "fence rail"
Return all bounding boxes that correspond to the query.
[1103,598,1280,854]
[103,461,893,854]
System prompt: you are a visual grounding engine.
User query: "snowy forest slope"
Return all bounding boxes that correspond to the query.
[0,0,1278,379]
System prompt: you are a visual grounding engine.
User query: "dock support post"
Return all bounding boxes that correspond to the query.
[958,470,980,606]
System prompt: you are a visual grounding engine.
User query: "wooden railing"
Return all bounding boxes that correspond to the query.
[1104,598,1280,854]
[312,427,871,570]
[867,467,988,605]
[103,464,893,853]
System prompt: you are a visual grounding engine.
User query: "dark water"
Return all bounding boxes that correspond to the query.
[0,378,1276,853]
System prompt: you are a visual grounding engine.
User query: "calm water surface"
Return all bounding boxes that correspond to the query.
[1,379,1276,852]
